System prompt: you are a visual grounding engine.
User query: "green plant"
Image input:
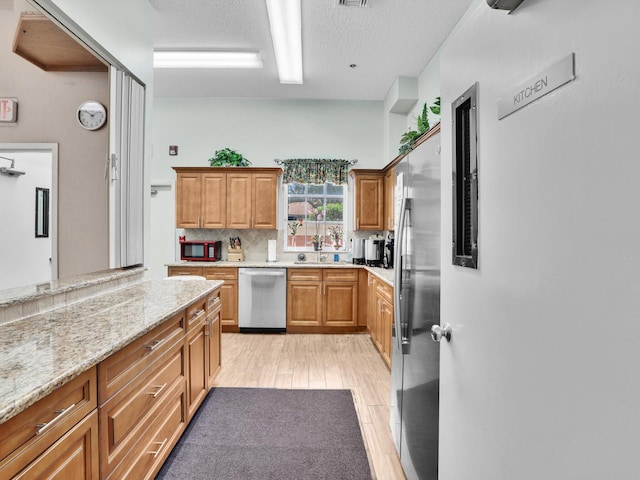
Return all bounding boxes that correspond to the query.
[398,97,441,154]
[208,148,251,167]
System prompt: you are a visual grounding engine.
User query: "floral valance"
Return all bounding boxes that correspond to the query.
[277,158,356,185]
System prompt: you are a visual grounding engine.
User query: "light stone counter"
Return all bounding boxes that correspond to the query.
[0,278,222,424]
[166,261,395,287]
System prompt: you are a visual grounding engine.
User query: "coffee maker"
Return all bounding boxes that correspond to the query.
[383,232,394,269]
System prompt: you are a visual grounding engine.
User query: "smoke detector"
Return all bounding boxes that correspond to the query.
[338,0,368,6]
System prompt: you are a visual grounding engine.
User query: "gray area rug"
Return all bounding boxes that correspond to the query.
[156,387,373,480]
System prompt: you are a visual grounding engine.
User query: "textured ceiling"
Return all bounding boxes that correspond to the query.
[150,0,475,100]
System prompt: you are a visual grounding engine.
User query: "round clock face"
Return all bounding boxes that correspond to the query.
[77,101,107,131]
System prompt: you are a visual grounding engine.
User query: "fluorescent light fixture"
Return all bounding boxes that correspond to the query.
[154,51,263,69]
[266,0,303,84]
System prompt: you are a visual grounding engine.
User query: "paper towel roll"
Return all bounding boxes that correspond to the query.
[267,239,277,262]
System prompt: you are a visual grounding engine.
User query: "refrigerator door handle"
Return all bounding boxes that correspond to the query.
[394,197,411,353]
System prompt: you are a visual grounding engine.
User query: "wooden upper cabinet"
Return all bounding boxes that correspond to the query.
[384,167,396,231]
[173,167,280,230]
[226,173,252,229]
[351,170,384,230]
[202,172,227,228]
[252,173,278,229]
[175,172,202,228]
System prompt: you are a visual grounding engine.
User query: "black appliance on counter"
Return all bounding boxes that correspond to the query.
[384,232,394,269]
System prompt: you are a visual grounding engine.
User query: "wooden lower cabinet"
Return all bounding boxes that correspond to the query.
[0,288,222,480]
[287,268,359,332]
[13,411,99,480]
[368,273,394,368]
[187,319,208,420]
[0,367,98,480]
[287,281,323,327]
[203,267,238,332]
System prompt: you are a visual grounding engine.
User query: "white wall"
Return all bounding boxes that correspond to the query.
[0,151,52,289]
[438,1,640,479]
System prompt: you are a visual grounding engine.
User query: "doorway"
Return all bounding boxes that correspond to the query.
[0,143,58,290]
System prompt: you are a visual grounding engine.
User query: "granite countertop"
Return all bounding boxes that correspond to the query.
[0,278,222,424]
[167,261,395,287]
[0,266,146,308]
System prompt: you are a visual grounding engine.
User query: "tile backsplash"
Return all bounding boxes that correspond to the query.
[178,228,386,263]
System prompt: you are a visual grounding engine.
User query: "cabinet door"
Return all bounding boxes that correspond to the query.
[252,173,278,229]
[13,412,99,480]
[368,275,380,347]
[384,167,395,231]
[175,172,202,228]
[324,282,358,327]
[226,173,252,229]
[355,174,384,230]
[219,280,238,328]
[207,312,222,386]
[202,172,226,228]
[287,281,322,326]
[380,298,393,367]
[187,321,208,419]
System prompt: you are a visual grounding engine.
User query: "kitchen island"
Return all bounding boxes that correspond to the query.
[0,277,222,479]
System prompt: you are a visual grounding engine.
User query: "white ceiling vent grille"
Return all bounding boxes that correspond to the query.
[338,0,368,6]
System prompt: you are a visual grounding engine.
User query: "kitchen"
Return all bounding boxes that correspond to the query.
[2,0,640,479]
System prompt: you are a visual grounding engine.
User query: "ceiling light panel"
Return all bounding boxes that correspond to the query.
[266,0,303,84]
[154,51,263,69]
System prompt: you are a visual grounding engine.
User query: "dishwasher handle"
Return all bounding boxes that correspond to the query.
[240,270,285,277]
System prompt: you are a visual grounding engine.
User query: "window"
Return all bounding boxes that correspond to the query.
[452,82,479,268]
[285,182,346,251]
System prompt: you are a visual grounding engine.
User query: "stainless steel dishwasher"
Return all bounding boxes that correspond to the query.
[238,268,287,333]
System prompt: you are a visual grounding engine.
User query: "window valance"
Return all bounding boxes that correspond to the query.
[276,158,357,185]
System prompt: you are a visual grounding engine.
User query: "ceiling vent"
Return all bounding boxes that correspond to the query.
[338,0,368,6]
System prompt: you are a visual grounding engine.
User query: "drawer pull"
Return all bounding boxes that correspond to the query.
[145,338,166,351]
[208,297,220,308]
[35,403,76,435]
[146,383,168,398]
[191,309,205,319]
[149,438,168,458]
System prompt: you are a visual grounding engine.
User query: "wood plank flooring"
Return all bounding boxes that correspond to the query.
[214,333,406,480]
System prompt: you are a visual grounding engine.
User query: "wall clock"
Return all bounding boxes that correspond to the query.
[77,100,107,131]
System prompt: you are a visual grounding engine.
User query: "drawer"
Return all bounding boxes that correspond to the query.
[0,367,97,477]
[99,340,185,479]
[207,289,221,314]
[186,296,208,329]
[106,380,187,480]
[11,411,99,480]
[323,268,358,282]
[98,311,185,403]
[203,267,237,280]
[168,266,203,277]
[287,268,322,282]
[376,282,393,305]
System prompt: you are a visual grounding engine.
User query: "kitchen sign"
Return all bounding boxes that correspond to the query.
[497,53,575,120]
[0,98,17,123]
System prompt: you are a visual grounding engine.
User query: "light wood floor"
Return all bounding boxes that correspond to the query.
[214,332,406,480]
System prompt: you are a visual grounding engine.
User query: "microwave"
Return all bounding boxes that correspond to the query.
[179,237,222,262]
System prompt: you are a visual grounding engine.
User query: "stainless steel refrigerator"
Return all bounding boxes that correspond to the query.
[391,125,441,480]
